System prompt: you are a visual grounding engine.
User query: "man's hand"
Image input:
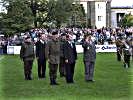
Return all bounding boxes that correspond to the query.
[65,59,68,63]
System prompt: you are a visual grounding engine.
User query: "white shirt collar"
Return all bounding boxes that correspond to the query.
[40,40,44,44]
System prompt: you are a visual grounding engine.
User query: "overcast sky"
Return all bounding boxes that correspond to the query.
[0,0,133,8]
[111,0,133,7]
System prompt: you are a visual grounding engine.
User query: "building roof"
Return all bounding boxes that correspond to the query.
[78,0,110,2]
[111,6,133,9]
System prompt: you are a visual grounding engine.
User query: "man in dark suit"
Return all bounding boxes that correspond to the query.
[82,34,96,82]
[64,33,77,83]
[36,34,47,79]
[59,33,66,77]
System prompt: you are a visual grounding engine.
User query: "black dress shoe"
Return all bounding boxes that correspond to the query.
[86,80,95,82]
[60,74,65,77]
[54,82,59,85]
[28,77,32,80]
[53,80,59,85]
[39,77,45,80]
[50,79,59,85]
[67,81,74,84]
[50,82,59,85]
[50,82,54,85]
[42,76,46,78]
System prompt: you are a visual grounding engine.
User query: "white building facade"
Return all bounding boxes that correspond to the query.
[95,2,106,28]
[76,0,133,28]
[77,0,111,29]
[0,1,7,13]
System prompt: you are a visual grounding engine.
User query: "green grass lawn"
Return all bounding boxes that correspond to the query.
[0,53,133,100]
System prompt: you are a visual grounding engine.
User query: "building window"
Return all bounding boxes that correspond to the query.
[98,4,100,9]
[98,16,102,21]
[98,4,102,9]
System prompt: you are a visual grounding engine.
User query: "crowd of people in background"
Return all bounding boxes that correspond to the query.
[0,27,132,44]
[19,27,133,45]
[0,36,7,54]
[0,27,133,55]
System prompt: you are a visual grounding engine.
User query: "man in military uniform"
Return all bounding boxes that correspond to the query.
[82,34,96,82]
[20,36,35,80]
[122,38,131,68]
[115,38,123,61]
[45,31,60,85]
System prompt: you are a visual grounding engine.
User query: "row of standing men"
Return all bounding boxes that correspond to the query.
[20,31,96,85]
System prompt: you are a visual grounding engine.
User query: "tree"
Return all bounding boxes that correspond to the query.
[55,0,74,28]
[31,0,74,28]
[70,3,86,27]
[27,0,48,27]
[46,0,74,28]
[0,0,85,34]
[121,13,133,27]
[0,0,34,35]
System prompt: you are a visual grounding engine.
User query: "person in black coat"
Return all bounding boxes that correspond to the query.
[64,33,77,83]
[59,33,66,77]
[36,34,47,79]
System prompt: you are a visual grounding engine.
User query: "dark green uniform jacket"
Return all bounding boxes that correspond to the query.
[20,42,35,61]
[45,39,60,64]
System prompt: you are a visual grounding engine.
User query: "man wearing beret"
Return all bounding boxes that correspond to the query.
[20,36,35,80]
[45,31,60,85]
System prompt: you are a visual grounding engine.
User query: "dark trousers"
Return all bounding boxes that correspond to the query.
[24,60,33,79]
[117,51,121,61]
[84,61,95,81]
[65,62,75,83]
[49,63,58,80]
[124,55,130,68]
[0,48,3,54]
[131,46,133,61]
[59,57,65,76]
[37,58,46,78]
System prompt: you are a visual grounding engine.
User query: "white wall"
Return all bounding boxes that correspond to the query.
[0,2,7,13]
[7,45,117,54]
[111,11,117,27]
[95,2,106,28]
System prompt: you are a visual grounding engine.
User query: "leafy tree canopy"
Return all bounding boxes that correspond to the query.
[121,13,133,28]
